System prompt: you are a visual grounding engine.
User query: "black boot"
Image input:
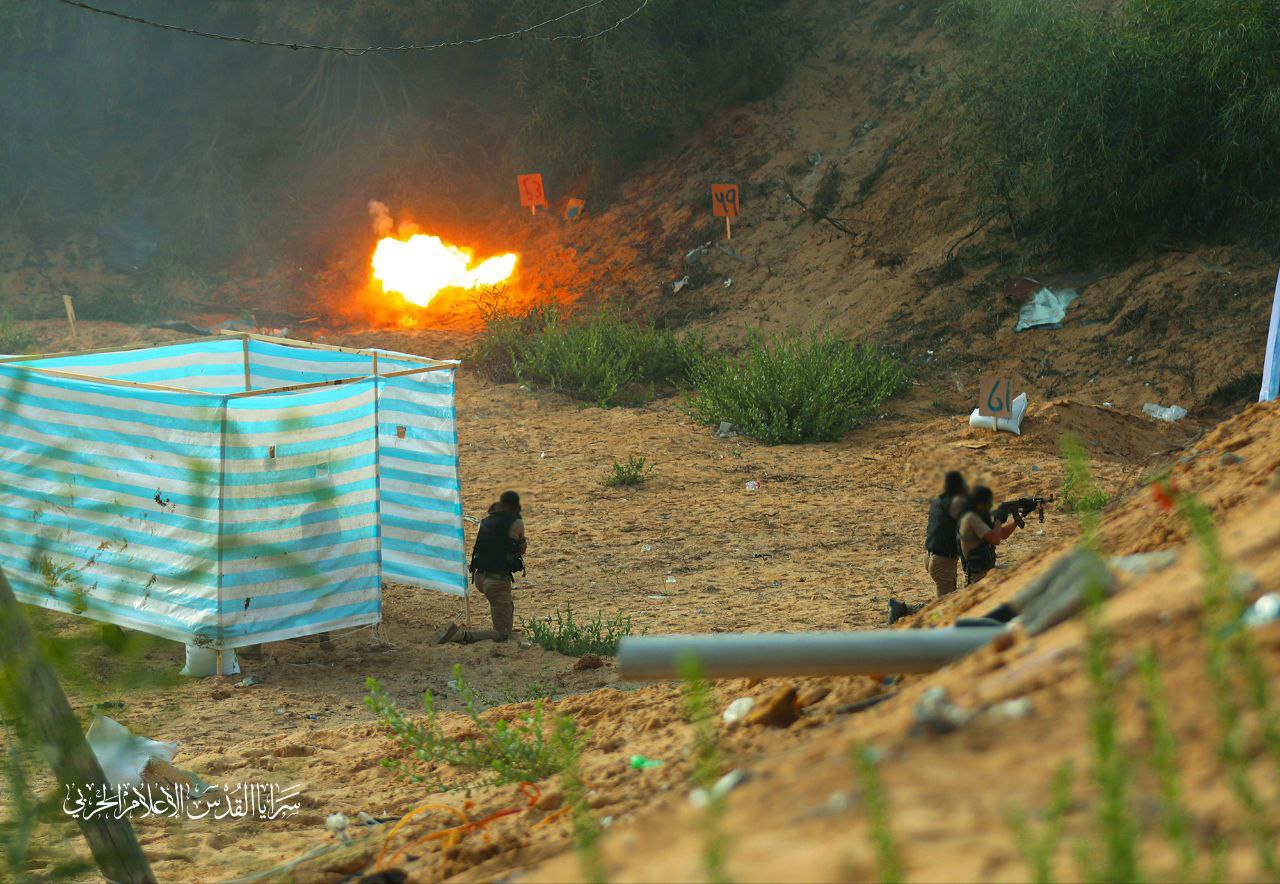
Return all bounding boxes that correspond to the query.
[887,598,921,626]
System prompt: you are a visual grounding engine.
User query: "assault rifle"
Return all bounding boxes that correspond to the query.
[994,494,1056,524]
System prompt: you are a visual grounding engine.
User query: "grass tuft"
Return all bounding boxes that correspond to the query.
[520,606,640,658]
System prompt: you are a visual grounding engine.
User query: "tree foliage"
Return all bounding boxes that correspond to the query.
[0,0,798,267]
[939,0,1280,253]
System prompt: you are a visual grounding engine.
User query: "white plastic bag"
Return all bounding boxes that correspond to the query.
[180,644,239,677]
[86,716,178,787]
[1142,403,1187,422]
[1014,288,1078,332]
[968,392,1029,435]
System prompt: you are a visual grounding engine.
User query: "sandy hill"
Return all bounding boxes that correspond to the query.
[4,1,1280,882]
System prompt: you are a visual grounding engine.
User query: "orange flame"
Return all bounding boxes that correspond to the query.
[372,233,517,308]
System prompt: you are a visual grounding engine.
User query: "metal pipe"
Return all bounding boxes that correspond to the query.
[618,627,1006,680]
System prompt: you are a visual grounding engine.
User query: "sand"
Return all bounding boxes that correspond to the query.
[3,0,1279,878]
[7,314,1238,882]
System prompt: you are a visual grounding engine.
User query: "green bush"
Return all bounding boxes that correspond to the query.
[0,312,32,355]
[939,0,1280,252]
[521,606,639,657]
[604,455,653,487]
[469,303,700,407]
[365,665,580,788]
[684,332,908,443]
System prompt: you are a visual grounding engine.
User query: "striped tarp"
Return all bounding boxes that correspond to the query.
[0,336,465,649]
[1262,269,1280,402]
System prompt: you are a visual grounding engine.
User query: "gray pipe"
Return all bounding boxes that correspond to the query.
[618,628,1006,680]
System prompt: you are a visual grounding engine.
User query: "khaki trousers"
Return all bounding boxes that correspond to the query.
[458,572,514,643]
[926,553,959,598]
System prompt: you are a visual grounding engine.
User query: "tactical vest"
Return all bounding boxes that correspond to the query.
[924,495,961,557]
[469,510,524,576]
[958,511,997,577]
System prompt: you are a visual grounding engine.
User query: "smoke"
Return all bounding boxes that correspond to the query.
[368,201,394,237]
[367,200,420,239]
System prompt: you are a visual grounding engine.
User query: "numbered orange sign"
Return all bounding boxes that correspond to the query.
[979,376,1015,419]
[564,197,586,221]
[711,183,740,218]
[517,173,547,210]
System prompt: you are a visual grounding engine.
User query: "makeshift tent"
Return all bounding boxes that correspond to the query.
[1262,269,1280,402]
[0,334,466,650]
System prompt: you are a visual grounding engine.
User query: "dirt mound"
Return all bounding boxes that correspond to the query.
[991,397,1194,461]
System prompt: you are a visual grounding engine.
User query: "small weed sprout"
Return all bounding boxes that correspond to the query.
[562,743,607,884]
[604,455,653,487]
[1168,488,1280,877]
[680,656,731,884]
[852,744,903,884]
[1069,437,1140,883]
[521,606,640,658]
[1061,434,1108,514]
[1006,762,1074,884]
[1137,647,1197,882]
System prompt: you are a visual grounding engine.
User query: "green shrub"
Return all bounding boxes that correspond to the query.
[604,455,652,487]
[469,303,699,407]
[365,665,580,788]
[684,332,908,443]
[521,606,639,657]
[940,0,1280,252]
[0,312,32,355]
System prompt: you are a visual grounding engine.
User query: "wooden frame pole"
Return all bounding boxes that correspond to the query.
[240,334,252,392]
[0,568,155,883]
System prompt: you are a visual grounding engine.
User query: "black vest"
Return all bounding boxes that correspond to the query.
[925,495,961,557]
[470,511,524,576]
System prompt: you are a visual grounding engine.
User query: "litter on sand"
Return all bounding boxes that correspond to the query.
[1142,402,1188,422]
[1014,287,1079,332]
[87,715,179,788]
[722,696,756,724]
[1243,593,1280,628]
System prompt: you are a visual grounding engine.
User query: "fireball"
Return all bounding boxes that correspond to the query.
[372,233,517,308]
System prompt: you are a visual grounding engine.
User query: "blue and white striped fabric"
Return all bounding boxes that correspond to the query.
[0,337,464,649]
[220,381,381,646]
[379,369,467,596]
[14,339,248,393]
[0,365,224,644]
[1261,269,1280,402]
